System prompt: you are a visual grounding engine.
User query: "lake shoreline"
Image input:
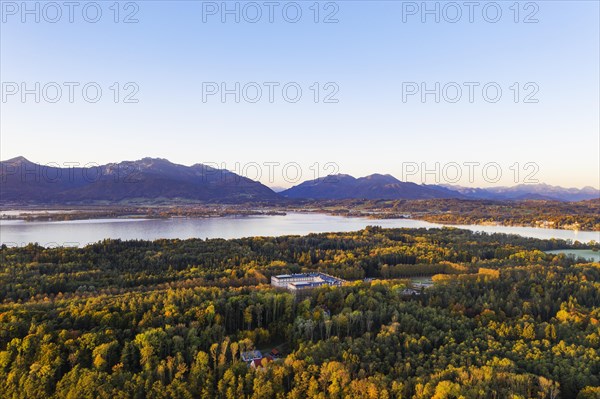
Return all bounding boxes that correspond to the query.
[2,212,599,247]
[2,208,600,234]
[3,195,600,231]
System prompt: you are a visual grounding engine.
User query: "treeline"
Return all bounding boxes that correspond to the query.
[0,228,599,398]
[0,227,587,303]
[307,198,600,231]
[397,199,600,231]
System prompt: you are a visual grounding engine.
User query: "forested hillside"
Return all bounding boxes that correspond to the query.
[0,228,599,398]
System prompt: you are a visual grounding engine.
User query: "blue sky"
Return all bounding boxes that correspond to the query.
[1,0,599,188]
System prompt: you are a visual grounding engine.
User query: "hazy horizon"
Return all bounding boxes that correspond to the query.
[1,154,598,191]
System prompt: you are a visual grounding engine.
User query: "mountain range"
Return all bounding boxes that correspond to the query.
[280,174,463,200]
[1,157,598,204]
[281,175,600,202]
[0,157,279,203]
[437,183,600,202]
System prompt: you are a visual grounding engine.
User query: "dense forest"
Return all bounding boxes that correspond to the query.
[0,227,599,398]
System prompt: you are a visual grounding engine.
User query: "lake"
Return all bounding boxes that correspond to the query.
[1,213,599,247]
[545,249,600,262]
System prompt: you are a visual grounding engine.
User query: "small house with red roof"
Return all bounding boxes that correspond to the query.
[250,356,273,369]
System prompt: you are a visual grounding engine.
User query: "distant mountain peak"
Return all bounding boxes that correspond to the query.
[283,173,459,200]
[2,156,32,164]
[360,174,401,184]
[363,173,394,179]
[132,157,178,167]
[0,157,280,204]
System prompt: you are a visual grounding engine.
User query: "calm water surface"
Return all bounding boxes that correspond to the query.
[545,249,600,262]
[1,213,598,247]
